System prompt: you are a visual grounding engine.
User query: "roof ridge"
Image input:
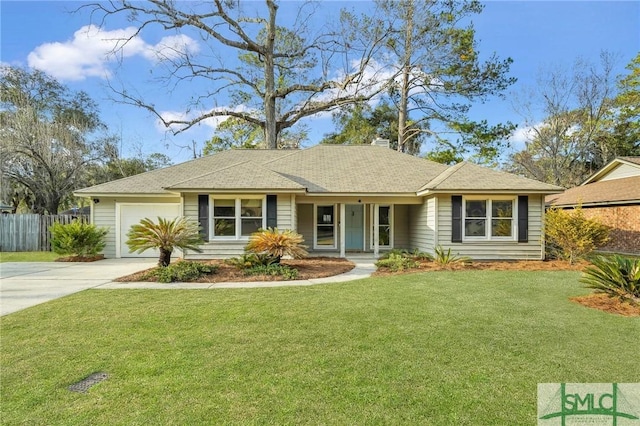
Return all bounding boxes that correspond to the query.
[420,161,466,191]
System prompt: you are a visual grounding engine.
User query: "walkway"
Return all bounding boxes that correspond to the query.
[0,257,376,316]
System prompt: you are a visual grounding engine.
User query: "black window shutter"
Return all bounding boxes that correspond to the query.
[452,195,462,243]
[518,195,528,243]
[266,195,277,228]
[198,195,209,241]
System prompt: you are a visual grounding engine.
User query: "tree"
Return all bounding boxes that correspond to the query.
[321,102,426,155]
[508,53,628,187]
[371,0,516,159]
[0,67,108,214]
[202,117,307,154]
[126,217,203,267]
[90,0,390,149]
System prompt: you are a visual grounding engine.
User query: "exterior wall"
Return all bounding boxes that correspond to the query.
[94,198,117,258]
[297,204,314,247]
[277,194,294,229]
[581,205,640,254]
[92,196,181,258]
[184,192,296,259]
[599,164,640,181]
[183,193,198,221]
[408,197,435,253]
[436,194,545,260]
[393,204,410,249]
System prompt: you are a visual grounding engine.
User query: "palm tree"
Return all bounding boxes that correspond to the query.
[126,217,203,267]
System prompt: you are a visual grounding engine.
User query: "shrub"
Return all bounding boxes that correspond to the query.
[545,206,609,264]
[378,248,433,262]
[433,245,471,267]
[50,221,108,257]
[580,255,640,303]
[144,261,218,283]
[226,253,278,270]
[243,264,299,280]
[245,228,308,263]
[126,217,203,267]
[375,253,419,272]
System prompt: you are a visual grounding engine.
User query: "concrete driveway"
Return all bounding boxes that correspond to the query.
[0,259,156,316]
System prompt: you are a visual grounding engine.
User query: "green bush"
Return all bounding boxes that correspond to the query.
[226,252,278,270]
[580,255,640,303]
[50,221,108,257]
[375,253,419,272]
[126,217,203,267]
[433,245,471,267]
[378,248,433,262]
[243,264,299,280]
[545,206,610,264]
[144,261,218,283]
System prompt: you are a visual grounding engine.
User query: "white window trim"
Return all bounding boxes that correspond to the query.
[313,203,337,250]
[210,196,266,240]
[462,196,516,241]
[370,204,394,249]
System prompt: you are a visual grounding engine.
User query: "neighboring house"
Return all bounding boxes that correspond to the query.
[75,144,562,260]
[546,156,640,255]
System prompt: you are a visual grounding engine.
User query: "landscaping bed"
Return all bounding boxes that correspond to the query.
[115,256,355,283]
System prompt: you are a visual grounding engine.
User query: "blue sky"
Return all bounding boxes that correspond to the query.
[1,1,639,163]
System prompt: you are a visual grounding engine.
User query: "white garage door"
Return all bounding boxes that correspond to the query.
[119,204,182,258]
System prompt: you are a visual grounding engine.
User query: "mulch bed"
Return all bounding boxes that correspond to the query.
[115,257,355,284]
[372,259,588,276]
[570,294,640,317]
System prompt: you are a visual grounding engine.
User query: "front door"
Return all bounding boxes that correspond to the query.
[345,204,364,250]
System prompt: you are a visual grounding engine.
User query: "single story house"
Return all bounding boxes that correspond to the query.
[75,143,562,260]
[546,156,640,254]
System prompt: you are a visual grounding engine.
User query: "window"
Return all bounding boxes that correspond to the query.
[316,205,335,247]
[370,205,393,248]
[241,199,263,236]
[212,198,264,238]
[463,198,514,240]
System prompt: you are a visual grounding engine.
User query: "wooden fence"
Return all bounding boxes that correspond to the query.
[0,214,89,252]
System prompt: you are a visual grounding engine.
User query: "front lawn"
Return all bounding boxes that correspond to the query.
[1,271,638,424]
[0,251,60,263]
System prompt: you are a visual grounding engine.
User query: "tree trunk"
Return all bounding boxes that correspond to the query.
[158,248,172,267]
[264,0,278,150]
[397,0,414,153]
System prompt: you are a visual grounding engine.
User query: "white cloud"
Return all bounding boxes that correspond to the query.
[27,25,199,81]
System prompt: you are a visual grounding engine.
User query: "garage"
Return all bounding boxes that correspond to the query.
[117,203,182,258]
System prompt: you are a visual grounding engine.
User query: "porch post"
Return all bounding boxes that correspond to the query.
[373,203,379,258]
[339,203,346,258]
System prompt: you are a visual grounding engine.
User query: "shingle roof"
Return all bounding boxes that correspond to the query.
[419,161,563,193]
[76,145,561,196]
[546,175,640,207]
[167,160,305,191]
[619,156,640,166]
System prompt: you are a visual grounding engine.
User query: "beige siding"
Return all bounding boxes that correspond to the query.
[408,197,435,252]
[94,198,116,258]
[436,194,545,260]
[93,196,180,259]
[185,241,246,259]
[297,204,314,247]
[277,194,294,229]
[183,193,198,221]
[599,164,640,181]
[393,204,410,249]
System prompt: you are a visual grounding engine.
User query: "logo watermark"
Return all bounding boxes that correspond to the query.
[538,383,640,425]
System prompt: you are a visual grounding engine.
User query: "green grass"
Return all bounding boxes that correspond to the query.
[1,271,638,425]
[0,251,60,262]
